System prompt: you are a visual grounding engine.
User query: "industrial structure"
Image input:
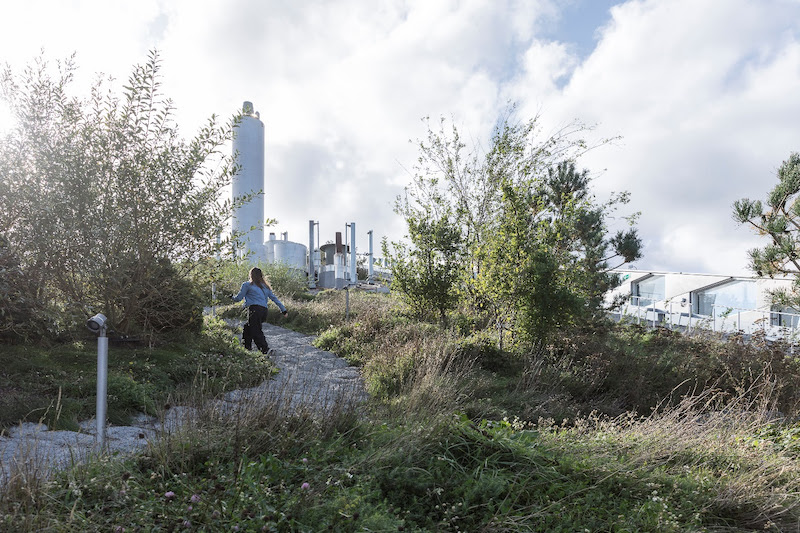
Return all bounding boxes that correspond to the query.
[230,103,798,334]
[230,101,383,290]
[607,269,800,340]
[231,101,268,261]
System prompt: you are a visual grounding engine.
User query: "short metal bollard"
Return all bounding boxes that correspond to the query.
[86,313,108,447]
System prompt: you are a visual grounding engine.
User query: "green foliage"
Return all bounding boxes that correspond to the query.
[477,178,583,344]
[752,421,800,458]
[0,316,273,430]
[734,153,800,306]
[384,209,463,325]
[7,402,799,532]
[0,51,237,337]
[202,259,308,307]
[388,110,641,345]
[0,235,45,341]
[306,295,800,421]
[4,298,800,531]
[537,325,800,418]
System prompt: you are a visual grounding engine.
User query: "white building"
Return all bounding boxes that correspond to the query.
[608,270,799,339]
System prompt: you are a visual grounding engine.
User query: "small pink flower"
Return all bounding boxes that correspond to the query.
[182,519,191,528]
[302,458,308,464]
[190,493,201,503]
[301,482,310,490]
[165,491,176,501]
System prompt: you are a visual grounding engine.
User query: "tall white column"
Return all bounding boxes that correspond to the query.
[231,101,266,260]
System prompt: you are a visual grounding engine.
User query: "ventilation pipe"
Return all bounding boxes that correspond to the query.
[367,230,374,284]
[334,231,345,289]
[350,222,357,285]
[308,220,317,289]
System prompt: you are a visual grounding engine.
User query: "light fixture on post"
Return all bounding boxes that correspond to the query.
[86,313,108,447]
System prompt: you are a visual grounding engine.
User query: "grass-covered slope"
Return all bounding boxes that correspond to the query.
[0,317,275,431]
[2,290,800,531]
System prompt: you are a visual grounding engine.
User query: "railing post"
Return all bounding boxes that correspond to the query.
[652,299,656,328]
[637,297,641,326]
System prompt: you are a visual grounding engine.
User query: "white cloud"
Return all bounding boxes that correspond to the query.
[511,0,800,274]
[2,0,799,275]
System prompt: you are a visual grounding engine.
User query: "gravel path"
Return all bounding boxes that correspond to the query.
[0,323,366,491]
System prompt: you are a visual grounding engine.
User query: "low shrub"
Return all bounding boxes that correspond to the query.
[201,259,308,305]
[538,324,800,418]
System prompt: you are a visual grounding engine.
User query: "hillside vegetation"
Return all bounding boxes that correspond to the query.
[2,51,799,531]
[2,290,800,532]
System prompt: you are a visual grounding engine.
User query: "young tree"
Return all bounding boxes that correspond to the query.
[389,110,641,342]
[536,160,642,315]
[384,206,462,325]
[733,152,800,308]
[0,51,238,336]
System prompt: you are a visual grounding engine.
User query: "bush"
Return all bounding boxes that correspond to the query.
[0,316,275,430]
[0,235,47,342]
[126,259,206,335]
[541,324,800,418]
[204,259,308,305]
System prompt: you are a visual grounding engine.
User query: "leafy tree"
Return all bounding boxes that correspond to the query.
[0,51,238,336]
[733,152,800,307]
[536,160,642,316]
[476,179,582,344]
[389,110,641,342]
[0,235,44,340]
[475,160,641,344]
[400,111,604,276]
[384,207,462,324]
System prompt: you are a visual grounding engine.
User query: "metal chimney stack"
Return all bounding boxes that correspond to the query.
[231,101,266,260]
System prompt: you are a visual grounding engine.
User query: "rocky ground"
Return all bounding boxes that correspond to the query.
[0,323,367,491]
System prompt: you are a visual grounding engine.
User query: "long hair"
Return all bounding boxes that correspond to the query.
[249,267,273,290]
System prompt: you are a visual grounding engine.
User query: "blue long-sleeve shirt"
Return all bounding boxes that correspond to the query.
[233,282,287,312]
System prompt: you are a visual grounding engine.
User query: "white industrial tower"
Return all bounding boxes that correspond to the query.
[231,101,267,260]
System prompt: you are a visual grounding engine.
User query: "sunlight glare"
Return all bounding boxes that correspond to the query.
[0,101,13,134]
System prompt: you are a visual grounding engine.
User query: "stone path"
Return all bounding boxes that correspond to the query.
[224,323,367,412]
[0,323,367,491]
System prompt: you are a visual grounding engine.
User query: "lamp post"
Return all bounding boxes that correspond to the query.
[86,313,108,447]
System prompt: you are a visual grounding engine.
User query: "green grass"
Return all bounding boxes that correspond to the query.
[0,316,275,431]
[2,291,800,531]
[4,403,798,531]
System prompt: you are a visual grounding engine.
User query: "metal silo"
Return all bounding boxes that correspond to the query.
[273,233,308,271]
[232,101,266,260]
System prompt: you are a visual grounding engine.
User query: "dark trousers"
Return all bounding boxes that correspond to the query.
[243,305,269,352]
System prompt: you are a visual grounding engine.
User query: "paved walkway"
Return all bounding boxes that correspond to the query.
[0,323,367,491]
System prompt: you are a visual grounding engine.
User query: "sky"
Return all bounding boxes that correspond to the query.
[1,0,799,276]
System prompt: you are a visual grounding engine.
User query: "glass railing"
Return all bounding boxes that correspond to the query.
[612,298,800,343]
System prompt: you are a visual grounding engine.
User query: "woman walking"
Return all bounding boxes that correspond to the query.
[232,267,288,354]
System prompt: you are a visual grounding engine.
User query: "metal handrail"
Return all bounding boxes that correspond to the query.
[613,298,800,342]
